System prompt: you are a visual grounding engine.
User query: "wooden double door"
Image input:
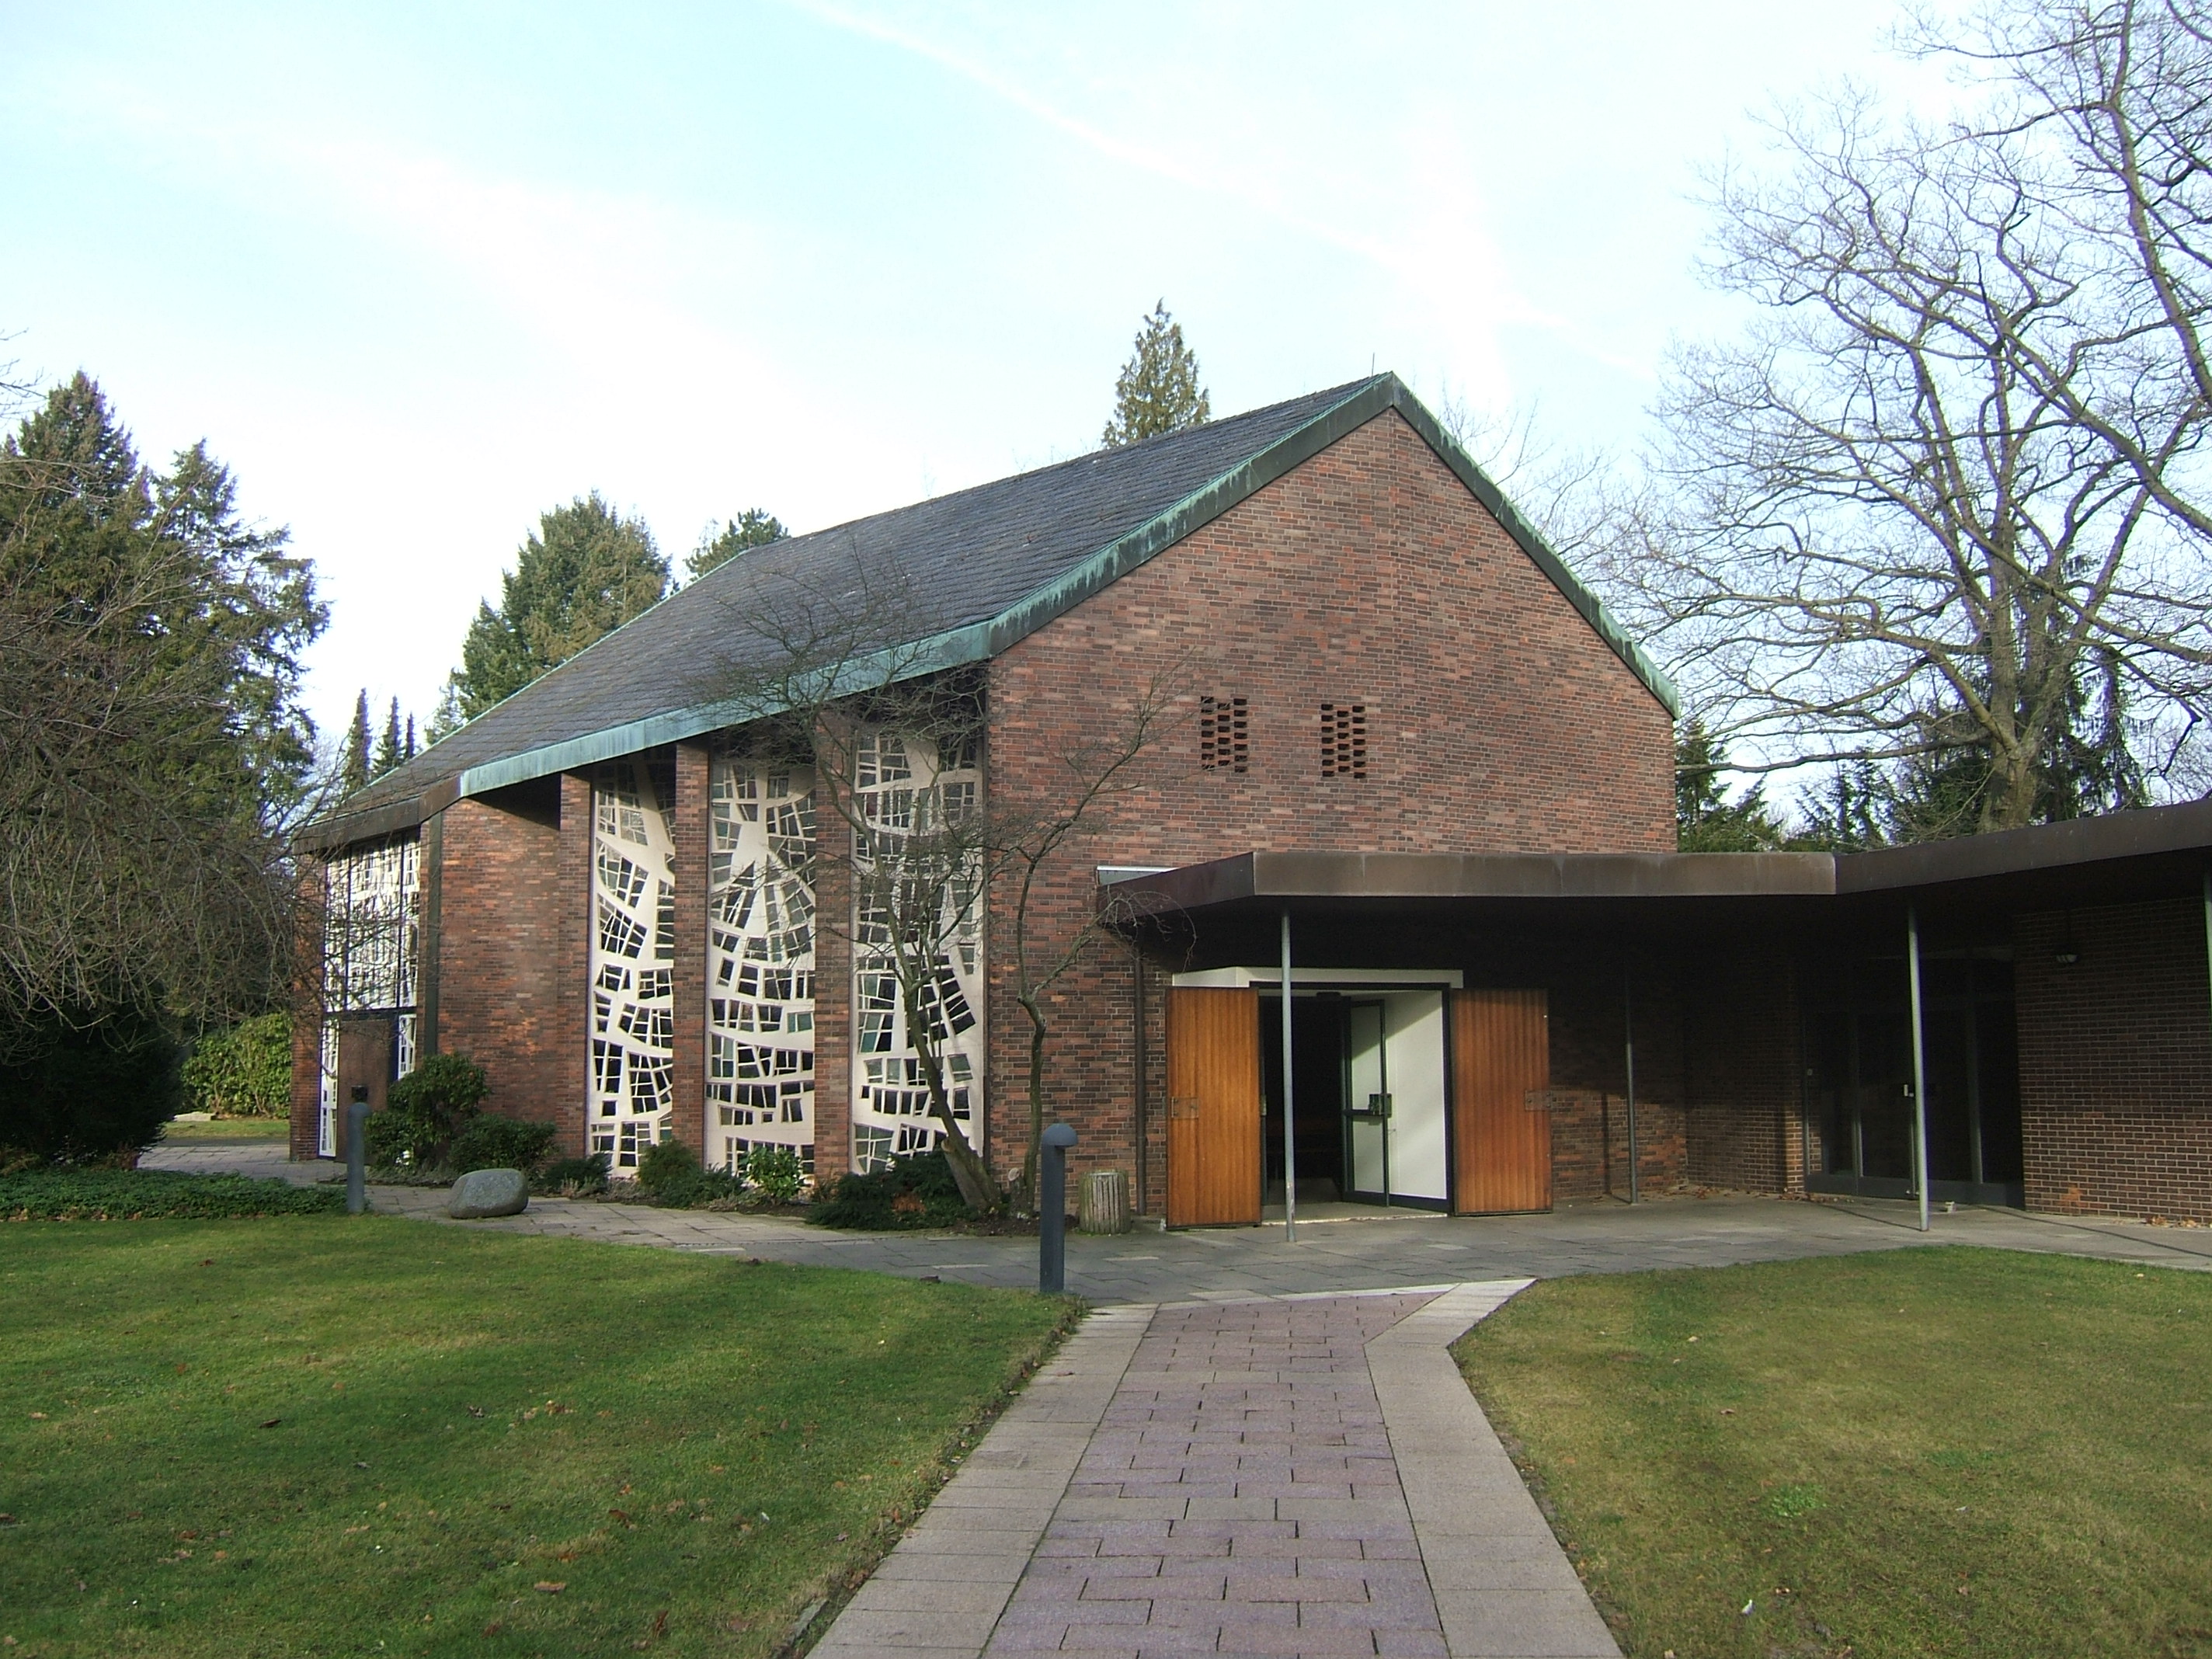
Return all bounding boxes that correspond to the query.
[1165,986,1550,1225]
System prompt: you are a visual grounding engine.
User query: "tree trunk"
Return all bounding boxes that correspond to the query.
[903,973,1000,1212]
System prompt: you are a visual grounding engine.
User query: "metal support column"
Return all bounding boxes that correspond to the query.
[1623,971,1640,1205]
[1281,909,1297,1242]
[2202,871,2211,1042]
[1908,902,1931,1233]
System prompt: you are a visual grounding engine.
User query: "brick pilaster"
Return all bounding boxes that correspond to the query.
[288,861,328,1161]
[670,742,711,1164]
[417,809,443,1057]
[559,772,594,1159]
[812,805,854,1186]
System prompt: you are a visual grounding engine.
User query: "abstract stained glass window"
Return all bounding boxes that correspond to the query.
[708,753,818,1176]
[590,760,678,1168]
[318,837,420,1156]
[850,728,988,1172]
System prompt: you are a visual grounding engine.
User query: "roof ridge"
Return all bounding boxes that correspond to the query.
[308,374,1675,847]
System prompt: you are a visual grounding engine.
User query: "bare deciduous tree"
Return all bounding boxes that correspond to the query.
[1611,2,2212,833]
[990,672,1181,1211]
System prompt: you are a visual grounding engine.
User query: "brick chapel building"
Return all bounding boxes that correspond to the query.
[295,375,2212,1227]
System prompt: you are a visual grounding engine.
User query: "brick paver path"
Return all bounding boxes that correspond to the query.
[987,1294,1451,1657]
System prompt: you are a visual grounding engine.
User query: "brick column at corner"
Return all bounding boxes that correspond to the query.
[287,860,328,1162]
[670,741,711,1163]
[558,771,594,1160]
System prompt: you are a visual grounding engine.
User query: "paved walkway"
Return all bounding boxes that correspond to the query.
[142,1139,2212,1300]
[819,1283,1614,1659]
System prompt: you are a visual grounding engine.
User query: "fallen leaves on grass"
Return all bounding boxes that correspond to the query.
[534,1580,565,1594]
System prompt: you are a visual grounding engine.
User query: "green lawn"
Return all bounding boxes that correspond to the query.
[1454,1247,2212,1659]
[0,1218,1072,1657]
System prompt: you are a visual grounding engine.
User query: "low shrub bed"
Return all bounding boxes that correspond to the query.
[631,1139,809,1211]
[809,1150,974,1230]
[0,1168,346,1220]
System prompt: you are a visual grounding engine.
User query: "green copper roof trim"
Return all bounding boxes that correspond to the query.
[436,374,1673,805]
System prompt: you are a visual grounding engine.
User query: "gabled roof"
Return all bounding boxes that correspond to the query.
[310,374,1678,850]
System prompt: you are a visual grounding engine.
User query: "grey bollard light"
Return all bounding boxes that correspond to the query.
[1038,1122,1077,1295]
[346,1086,370,1216]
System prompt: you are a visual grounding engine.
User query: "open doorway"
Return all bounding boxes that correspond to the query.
[1260,989,1449,1209]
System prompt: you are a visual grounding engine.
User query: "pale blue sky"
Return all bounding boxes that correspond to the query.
[0,2,1932,744]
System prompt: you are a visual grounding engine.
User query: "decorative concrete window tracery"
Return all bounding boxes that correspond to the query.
[708,753,818,1175]
[850,727,987,1173]
[590,760,677,1168]
[318,836,420,1156]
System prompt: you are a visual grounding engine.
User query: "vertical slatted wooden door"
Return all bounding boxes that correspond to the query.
[1166,987,1262,1226]
[1451,989,1552,1214]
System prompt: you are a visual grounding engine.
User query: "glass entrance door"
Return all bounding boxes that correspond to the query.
[1805,955,2023,1206]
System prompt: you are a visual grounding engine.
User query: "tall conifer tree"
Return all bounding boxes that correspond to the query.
[371,697,405,777]
[1102,301,1211,447]
[342,690,372,791]
[436,492,668,732]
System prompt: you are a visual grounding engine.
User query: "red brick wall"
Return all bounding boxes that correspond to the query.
[1680,949,1803,1195]
[983,409,1675,1196]
[433,781,579,1143]
[1545,1090,1687,1200]
[287,864,328,1161]
[670,743,711,1160]
[2017,899,2212,1222]
[812,804,854,1187]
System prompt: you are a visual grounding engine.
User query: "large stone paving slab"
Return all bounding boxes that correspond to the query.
[142,1143,2212,1301]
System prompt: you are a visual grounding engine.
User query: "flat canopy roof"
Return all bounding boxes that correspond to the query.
[1103,798,2212,947]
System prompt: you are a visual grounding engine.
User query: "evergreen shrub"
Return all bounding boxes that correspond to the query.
[743,1145,807,1203]
[446,1115,557,1174]
[540,1153,610,1195]
[179,1012,290,1117]
[809,1150,968,1230]
[633,1137,740,1207]
[370,1052,490,1167]
[0,1167,344,1219]
[0,1004,181,1164]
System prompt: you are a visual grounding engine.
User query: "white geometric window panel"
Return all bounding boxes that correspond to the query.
[590,759,678,1170]
[708,753,817,1177]
[850,728,987,1173]
[318,836,420,1154]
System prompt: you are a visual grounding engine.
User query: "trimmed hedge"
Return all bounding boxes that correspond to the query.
[0,1169,346,1221]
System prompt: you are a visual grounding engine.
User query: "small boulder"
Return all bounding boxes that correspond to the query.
[447,1167,528,1219]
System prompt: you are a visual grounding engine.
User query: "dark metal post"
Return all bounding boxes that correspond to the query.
[1623,972,1640,1205]
[1280,909,1297,1242]
[1039,1122,1076,1294]
[1908,903,1931,1233]
[2202,871,2211,1042]
[346,1086,370,1216]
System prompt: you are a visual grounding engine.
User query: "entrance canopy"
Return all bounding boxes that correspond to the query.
[1102,798,2212,965]
[1105,800,2212,1227]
